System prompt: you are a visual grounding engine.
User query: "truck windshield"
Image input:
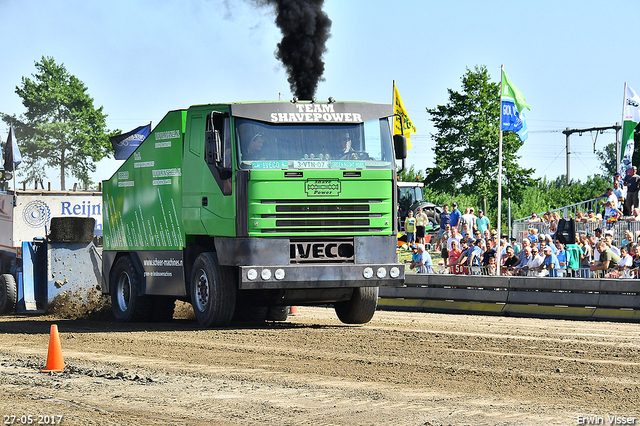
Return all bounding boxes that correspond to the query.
[235,117,394,170]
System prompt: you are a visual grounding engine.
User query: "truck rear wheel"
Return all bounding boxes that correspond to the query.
[190,252,236,327]
[334,287,378,324]
[110,255,153,322]
[0,274,17,314]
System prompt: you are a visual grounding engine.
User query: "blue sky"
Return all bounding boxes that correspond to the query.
[1,0,639,189]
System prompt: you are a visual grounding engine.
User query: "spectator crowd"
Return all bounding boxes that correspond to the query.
[404,167,640,278]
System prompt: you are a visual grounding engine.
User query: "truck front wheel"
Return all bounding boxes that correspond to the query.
[0,274,17,314]
[334,287,378,324]
[110,255,153,322]
[190,252,236,327]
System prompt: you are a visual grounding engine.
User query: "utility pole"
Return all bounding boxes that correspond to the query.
[562,123,621,186]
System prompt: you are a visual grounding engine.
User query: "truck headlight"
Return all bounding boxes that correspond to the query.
[247,269,258,280]
[377,267,387,278]
[363,267,374,279]
[274,268,285,280]
[390,267,400,278]
[261,269,272,280]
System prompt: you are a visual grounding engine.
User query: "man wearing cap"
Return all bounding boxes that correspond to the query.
[450,203,462,232]
[624,166,640,215]
[541,245,561,277]
[414,244,433,274]
[405,244,420,269]
[510,237,521,256]
[476,209,490,234]
[585,209,597,222]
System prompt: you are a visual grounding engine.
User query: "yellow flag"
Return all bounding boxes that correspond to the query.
[393,82,416,150]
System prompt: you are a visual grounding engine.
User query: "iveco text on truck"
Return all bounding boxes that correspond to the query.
[101,100,406,326]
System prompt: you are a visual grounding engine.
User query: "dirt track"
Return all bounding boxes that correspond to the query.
[1,305,639,425]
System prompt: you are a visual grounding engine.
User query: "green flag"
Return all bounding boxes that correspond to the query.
[502,69,530,115]
[620,85,640,174]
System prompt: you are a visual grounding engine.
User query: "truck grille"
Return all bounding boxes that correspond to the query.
[258,198,384,234]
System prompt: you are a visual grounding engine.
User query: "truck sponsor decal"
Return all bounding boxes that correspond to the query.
[304,179,341,197]
[155,130,180,140]
[290,241,355,261]
[330,160,365,169]
[61,200,101,217]
[252,161,289,169]
[270,111,363,123]
[22,200,51,227]
[155,141,171,148]
[152,168,182,178]
[134,161,155,168]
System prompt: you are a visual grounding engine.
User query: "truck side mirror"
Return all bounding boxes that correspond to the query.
[205,129,222,164]
[394,134,407,160]
[206,129,232,180]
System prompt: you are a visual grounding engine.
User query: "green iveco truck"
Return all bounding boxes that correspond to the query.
[102,100,406,326]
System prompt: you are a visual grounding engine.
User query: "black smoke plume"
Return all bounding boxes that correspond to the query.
[255,0,332,100]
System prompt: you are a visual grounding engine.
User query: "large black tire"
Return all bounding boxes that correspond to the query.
[334,287,378,324]
[110,255,153,322]
[0,274,17,314]
[190,252,236,327]
[266,306,289,322]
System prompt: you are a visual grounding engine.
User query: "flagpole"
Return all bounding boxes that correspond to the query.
[392,80,396,117]
[620,82,627,175]
[496,65,504,276]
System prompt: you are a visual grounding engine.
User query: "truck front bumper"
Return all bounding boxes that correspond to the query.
[239,263,404,290]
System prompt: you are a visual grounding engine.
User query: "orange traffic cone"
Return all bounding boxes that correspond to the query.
[40,324,65,373]
[289,306,299,316]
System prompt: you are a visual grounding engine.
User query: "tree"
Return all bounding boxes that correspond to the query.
[425,65,534,213]
[1,56,113,190]
[397,164,424,182]
[596,142,617,176]
[597,127,640,176]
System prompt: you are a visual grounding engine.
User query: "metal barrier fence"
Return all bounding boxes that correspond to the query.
[379,273,640,322]
[410,264,636,279]
[512,197,602,224]
[512,219,640,248]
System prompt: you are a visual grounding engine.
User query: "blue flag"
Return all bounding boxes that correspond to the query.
[110,124,151,160]
[4,124,22,172]
[501,70,530,141]
[501,99,525,133]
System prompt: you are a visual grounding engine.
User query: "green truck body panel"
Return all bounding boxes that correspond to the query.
[247,169,393,236]
[103,110,187,251]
